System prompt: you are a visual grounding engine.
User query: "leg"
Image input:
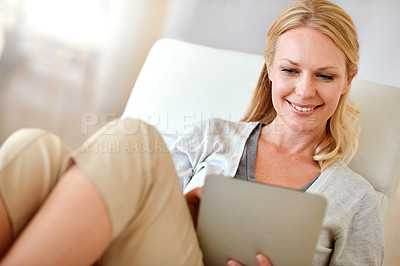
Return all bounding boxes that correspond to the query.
[0,129,70,256]
[71,118,203,265]
[0,196,12,257]
[1,119,202,265]
[0,128,112,265]
[91,120,203,266]
[1,165,111,266]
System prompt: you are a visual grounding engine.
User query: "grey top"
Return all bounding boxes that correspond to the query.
[170,118,384,265]
[234,123,318,191]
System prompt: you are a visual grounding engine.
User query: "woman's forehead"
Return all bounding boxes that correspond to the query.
[273,27,346,69]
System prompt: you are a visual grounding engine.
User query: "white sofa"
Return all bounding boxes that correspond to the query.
[122,39,400,219]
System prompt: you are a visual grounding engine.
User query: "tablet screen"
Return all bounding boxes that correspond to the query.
[197,175,327,266]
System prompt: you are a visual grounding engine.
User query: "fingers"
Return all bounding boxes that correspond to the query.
[184,187,203,228]
[186,187,203,199]
[226,253,272,266]
[256,253,273,266]
[227,259,242,266]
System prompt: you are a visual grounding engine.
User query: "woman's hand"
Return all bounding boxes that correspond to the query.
[227,253,272,266]
[184,187,203,228]
[185,188,272,266]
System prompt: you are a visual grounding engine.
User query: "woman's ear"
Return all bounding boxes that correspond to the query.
[265,60,272,79]
[342,74,355,95]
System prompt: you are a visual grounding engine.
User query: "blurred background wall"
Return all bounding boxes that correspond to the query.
[0,0,170,148]
[163,0,400,88]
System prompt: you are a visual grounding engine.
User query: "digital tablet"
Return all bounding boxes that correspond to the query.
[197,175,327,266]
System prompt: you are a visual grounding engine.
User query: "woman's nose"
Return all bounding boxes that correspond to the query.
[295,75,316,98]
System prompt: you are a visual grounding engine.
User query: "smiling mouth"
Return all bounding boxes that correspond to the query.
[287,100,322,112]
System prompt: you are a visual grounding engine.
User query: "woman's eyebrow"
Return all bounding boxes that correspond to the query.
[280,59,300,66]
[280,59,339,71]
[317,66,340,71]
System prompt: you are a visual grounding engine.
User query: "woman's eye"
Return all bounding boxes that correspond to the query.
[318,74,335,80]
[281,68,297,74]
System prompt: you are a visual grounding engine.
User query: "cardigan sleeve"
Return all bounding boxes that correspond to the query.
[169,127,204,190]
[329,187,384,265]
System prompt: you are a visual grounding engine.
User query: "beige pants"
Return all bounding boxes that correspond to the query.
[0,119,203,265]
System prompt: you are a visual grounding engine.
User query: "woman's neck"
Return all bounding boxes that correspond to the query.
[260,120,326,157]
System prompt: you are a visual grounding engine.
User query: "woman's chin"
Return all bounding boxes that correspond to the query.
[284,119,325,135]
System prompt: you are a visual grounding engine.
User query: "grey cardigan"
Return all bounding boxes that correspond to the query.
[170,118,384,265]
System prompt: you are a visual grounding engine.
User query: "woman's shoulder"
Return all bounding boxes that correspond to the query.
[332,166,375,192]
[312,165,378,208]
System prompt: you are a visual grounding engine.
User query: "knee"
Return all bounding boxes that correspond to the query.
[0,128,68,187]
[113,118,160,135]
[0,128,70,177]
[79,118,169,157]
[1,129,52,160]
[101,118,165,144]
[0,129,70,236]
[2,128,48,150]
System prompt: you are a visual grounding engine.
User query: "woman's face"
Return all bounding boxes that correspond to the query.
[267,27,352,135]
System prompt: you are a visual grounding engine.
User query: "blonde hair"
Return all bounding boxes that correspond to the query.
[242,0,360,171]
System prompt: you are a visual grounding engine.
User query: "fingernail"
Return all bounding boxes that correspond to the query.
[256,254,265,263]
[227,260,235,266]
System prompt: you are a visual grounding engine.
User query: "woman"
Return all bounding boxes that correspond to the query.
[0,0,384,265]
